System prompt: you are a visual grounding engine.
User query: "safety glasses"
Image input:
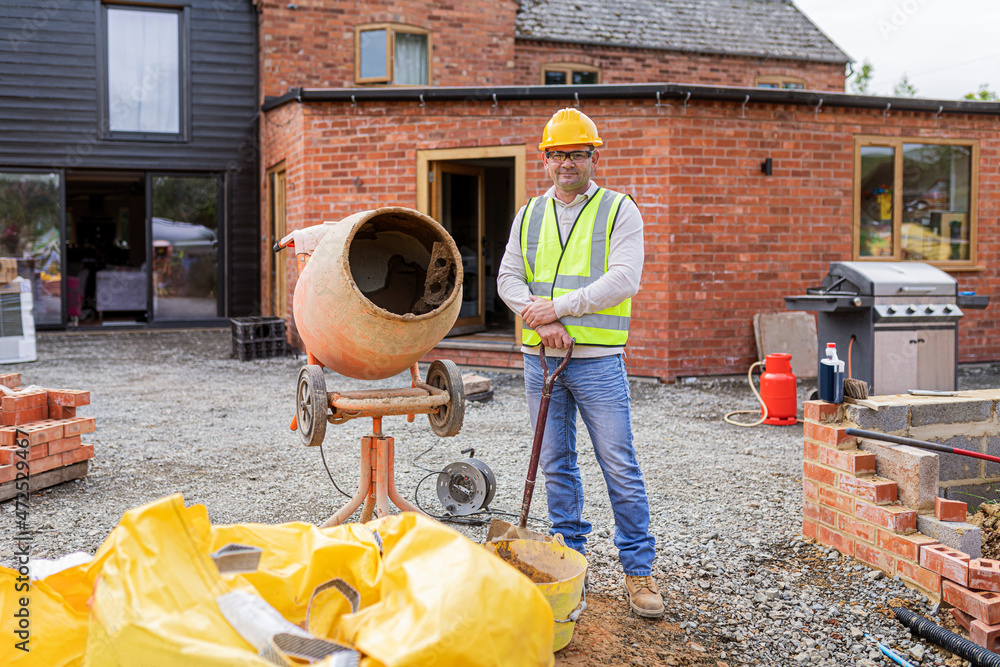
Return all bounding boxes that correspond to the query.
[544,150,594,163]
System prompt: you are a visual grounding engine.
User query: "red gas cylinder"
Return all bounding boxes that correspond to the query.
[760,353,797,425]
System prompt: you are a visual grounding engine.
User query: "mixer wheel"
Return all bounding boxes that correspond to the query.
[296,365,328,447]
[426,359,465,437]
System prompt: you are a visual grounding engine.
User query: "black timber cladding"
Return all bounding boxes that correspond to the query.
[0,0,260,317]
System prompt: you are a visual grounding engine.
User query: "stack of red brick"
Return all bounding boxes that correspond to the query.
[0,372,95,489]
[920,500,1000,652]
[802,401,943,597]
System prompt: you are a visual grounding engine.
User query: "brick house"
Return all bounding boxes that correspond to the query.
[260,0,999,383]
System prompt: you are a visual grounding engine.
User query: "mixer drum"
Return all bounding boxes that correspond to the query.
[293,207,464,380]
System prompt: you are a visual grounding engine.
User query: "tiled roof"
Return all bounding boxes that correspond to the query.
[515,0,850,63]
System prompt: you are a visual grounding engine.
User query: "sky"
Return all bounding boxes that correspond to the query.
[793,0,1000,100]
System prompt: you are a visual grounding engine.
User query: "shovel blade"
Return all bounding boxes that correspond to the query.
[486,518,552,543]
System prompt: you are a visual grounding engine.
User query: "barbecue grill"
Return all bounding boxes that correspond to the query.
[785,262,988,396]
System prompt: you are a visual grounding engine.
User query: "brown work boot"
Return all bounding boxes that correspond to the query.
[624,575,664,618]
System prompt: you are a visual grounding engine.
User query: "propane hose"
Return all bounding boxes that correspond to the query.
[723,361,768,427]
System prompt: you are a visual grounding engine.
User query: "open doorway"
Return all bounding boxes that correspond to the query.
[65,170,147,325]
[417,146,526,341]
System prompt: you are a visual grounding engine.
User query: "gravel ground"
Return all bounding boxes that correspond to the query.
[3,328,1000,666]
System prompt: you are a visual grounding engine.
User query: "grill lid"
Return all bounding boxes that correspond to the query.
[826,261,956,297]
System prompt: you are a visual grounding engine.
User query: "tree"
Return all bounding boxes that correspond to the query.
[850,58,874,95]
[892,74,918,98]
[963,84,1000,102]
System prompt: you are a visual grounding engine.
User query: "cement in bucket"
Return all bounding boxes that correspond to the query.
[486,534,587,651]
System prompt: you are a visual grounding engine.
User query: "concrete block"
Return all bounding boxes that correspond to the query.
[917,514,982,559]
[753,312,817,377]
[925,435,985,481]
[846,403,909,432]
[910,399,993,427]
[858,439,939,511]
[985,436,1000,478]
[943,483,1000,512]
[462,374,491,395]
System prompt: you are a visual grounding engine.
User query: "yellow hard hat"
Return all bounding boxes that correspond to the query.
[538,108,603,151]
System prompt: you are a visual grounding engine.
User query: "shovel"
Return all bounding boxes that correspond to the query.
[487,339,575,543]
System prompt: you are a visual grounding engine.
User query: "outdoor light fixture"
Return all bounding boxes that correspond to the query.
[760,157,773,176]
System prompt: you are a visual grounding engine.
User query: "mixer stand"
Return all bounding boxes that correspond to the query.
[295,360,466,527]
[320,417,422,527]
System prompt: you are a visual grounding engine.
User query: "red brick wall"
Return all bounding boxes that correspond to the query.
[513,40,846,91]
[262,98,999,381]
[258,0,519,99]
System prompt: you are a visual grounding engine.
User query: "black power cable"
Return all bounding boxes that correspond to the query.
[412,470,552,529]
[318,439,353,499]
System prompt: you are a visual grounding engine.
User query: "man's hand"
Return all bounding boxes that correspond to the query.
[534,321,573,349]
[521,295,558,330]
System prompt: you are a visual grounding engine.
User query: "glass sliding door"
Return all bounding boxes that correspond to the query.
[0,172,64,326]
[150,174,220,320]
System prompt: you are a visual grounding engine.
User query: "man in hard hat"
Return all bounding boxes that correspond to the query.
[497,108,661,618]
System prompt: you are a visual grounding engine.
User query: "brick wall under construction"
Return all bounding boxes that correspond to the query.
[804,392,1000,652]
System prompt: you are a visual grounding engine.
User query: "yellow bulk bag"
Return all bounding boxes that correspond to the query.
[340,513,554,666]
[0,494,554,667]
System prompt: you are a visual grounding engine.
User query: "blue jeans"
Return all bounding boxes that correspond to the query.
[523,353,655,576]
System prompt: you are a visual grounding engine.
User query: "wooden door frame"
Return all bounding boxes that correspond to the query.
[416,145,527,341]
[432,161,486,330]
[265,161,287,319]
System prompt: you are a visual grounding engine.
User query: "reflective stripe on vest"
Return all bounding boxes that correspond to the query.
[518,188,632,347]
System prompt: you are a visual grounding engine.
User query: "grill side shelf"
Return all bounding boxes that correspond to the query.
[957,294,990,309]
[784,295,874,312]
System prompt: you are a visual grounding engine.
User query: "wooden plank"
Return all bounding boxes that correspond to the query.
[0,461,89,503]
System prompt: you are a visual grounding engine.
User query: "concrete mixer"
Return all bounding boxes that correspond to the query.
[276,207,467,526]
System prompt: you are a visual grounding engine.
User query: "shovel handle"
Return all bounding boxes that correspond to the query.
[520,340,575,529]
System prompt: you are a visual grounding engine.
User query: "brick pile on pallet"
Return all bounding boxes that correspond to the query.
[0,372,95,501]
[802,400,943,599]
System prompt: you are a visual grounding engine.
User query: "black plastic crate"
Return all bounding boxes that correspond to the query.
[230,316,286,342]
[232,337,287,361]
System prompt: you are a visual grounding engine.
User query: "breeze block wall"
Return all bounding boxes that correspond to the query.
[804,391,1000,651]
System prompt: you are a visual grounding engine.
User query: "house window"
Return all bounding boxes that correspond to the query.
[104,4,185,137]
[542,64,600,85]
[755,76,806,90]
[854,137,978,266]
[355,24,430,85]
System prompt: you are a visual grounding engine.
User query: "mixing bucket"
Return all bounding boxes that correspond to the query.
[293,207,464,380]
[486,535,588,651]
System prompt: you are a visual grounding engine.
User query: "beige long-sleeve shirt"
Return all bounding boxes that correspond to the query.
[497,181,645,358]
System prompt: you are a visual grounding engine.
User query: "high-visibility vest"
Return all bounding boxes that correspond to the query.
[518,187,632,347]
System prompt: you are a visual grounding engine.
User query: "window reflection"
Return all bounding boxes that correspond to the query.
[901,143,971,261]
[152,176,218,319]
[0,173,62,325]
[107,7,180,134]
[858,146,894,257]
